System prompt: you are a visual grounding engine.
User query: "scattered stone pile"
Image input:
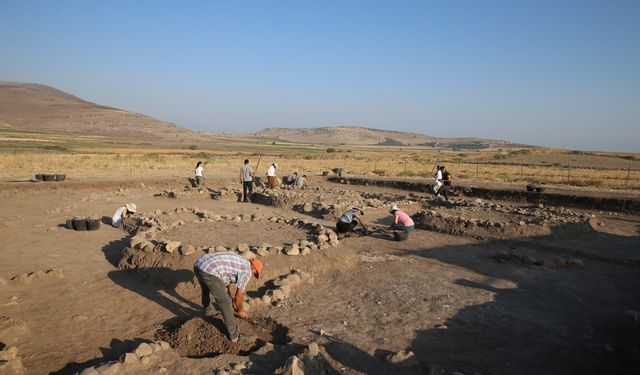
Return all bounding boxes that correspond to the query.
[154,186,242,202]
[74,341,172,375]
[412,201,596,240]
[492,250,585,268]
[275,342,340,375]
[9,269,64,285]
[249,269,312,308]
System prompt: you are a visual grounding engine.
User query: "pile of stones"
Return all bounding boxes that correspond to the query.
[0,345,26,374]
[492,249,585,268]
[9,269,64,285]
[74,341,172,375]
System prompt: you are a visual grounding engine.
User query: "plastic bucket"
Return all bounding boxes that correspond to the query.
[55,174,66,181]
[322,171,329,176]
[43,174,56,181]
[394,231,409,241]
[71,216,87,231]
[35,174,44,181]
[526,184,535,192]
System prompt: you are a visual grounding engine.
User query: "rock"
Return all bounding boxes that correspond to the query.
[233,363,247,371]
[282,355,305,375]
[96,362,121,375]
[150,343,162,353]
[134,343,153,357]
[567,258,584,268]
[316,234,328,244]
[270,246,282,256]
[215,245,227,252]
[387,350,419,367]
[302,203,313,213]
[271,289,285,301]
[217,370,229,375]
[237,243,250,252]
[308,342,319,357]
[285,244,300,256]
[537,203,544,209]
[279,285,291,297]
[140,356,151,365]
[158,341,171,350]
[257,247,270,257]
[329,240,339,247]
[301,247,311,256]
[121,352,139,365]
[163,240,181,254]
[241,251,256,260]
[213,215,222,221]
[180,244,196,256]
[233,216,242,222]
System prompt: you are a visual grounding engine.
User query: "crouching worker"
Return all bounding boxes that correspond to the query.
[336,207,368,234]
[389,205,414,232]
[193,252,263,344]
[111,203,137,228]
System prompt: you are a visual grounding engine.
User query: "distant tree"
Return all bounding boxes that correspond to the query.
[326,148,337,153]
[188,144,198,150]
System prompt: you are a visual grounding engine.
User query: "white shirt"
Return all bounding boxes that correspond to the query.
[267,165,276,177]
[112,206,126,228]
[195,166,203,177]
[434,170,442,183]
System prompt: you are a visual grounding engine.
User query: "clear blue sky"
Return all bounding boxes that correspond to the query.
[1,0,638,152]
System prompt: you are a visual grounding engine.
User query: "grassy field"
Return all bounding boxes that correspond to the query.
[1,130,638,192]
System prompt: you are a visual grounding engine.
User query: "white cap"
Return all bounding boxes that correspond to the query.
[389,205,399,213]
[125,203,137,213]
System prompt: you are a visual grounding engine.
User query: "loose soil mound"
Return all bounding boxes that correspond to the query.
[157,316,290,358]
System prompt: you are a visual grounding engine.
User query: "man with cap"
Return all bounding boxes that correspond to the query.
[389,205,414,232]
[336,207,368,234]
[193,252,263,343]
[266,162,278,189]
[111,203,136,228]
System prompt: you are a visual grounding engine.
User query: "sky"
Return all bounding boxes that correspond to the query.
[1,1,639,152]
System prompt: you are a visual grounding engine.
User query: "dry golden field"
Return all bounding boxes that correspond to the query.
[2,140,638,192]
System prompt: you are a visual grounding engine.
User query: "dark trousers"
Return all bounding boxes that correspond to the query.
[242,181,253,202]
[436,185,450,200]
[392,223,415,232]
[336,220,358,233]
[193,267,239,340]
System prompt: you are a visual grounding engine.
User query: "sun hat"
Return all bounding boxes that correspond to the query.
[273,163,278,168]
[353,207,365,215]
[389,205,399,213]
[249,259,263,279]
[125,203,137,213]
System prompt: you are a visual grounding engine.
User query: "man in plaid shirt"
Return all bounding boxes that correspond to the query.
[194,252,263,343]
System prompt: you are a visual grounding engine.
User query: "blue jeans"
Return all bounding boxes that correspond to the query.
[392,223,414,232]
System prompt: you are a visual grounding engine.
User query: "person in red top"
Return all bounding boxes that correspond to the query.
[389,205,414,232]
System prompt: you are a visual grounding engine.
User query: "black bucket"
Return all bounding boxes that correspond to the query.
[66,219,74,230]
[43,174,56,181]
[86,217,100,231]
[394,231,409,241]
[56,174,66,182]
[71,216,87,231]
[526,184,535,192]
[322,171,329,176]
[535,186,546,193]
[35,174,44,181]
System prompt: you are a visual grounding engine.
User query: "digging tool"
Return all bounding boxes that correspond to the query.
[254,154,262,174]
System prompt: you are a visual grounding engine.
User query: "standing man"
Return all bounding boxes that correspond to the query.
[266,162,278,189]
[433,165,443,196]
[193,252,263,343]
[436,165,452,201]
[240,159,253,203]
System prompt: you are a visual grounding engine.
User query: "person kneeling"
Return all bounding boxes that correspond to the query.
[336,207,368,235]
[389,205,414,233]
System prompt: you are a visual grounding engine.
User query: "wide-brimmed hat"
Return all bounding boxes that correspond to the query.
[273,163,278,168]
[389,205,399,213]
[249,259,263,279]
[125,203,137,213]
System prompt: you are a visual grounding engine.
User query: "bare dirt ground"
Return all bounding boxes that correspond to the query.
[0,176,639,375]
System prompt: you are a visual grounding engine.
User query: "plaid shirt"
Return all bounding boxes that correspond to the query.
[194,252,252,292]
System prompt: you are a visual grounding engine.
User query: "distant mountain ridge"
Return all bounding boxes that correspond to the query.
[0,81,205,142]
[252,126,511,148]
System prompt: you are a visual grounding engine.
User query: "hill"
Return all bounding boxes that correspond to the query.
[252,126,512,149]
[0,81,205,142]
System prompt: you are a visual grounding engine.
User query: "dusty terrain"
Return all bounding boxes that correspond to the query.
[0,176,639,375]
